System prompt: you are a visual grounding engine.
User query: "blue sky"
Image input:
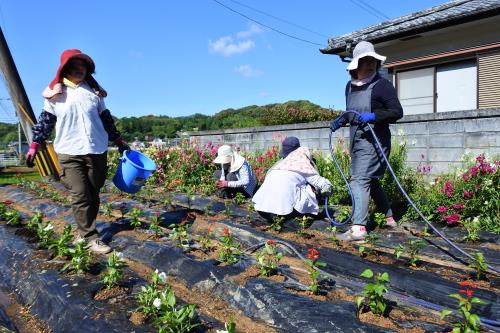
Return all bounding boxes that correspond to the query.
[0,0,444,122]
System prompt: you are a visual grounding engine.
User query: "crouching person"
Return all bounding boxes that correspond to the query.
[252,137,332,222]
[213,145,257,199]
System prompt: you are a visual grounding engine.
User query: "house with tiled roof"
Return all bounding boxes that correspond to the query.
[321,0,500,115]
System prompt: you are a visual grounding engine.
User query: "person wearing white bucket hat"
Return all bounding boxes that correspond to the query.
[331,41,404,241]
[27,49,130,254]
[213,145,257,199]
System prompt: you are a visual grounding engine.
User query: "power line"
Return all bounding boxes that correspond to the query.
[210,0,324,47]
[356,0,390,20]
[227,0,329,38]
[349,0,389,21]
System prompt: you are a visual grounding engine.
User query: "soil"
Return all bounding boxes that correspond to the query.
[230,265,286,286]
[93,286,130,301]
[359,310,424,333]
[129,311,147,326]
[0,289,51,333]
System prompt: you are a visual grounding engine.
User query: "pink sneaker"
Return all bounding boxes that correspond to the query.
[385,216,397,228]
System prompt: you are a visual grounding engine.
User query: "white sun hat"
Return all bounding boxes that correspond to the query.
[347,41,386,71]
[213,145,245,172]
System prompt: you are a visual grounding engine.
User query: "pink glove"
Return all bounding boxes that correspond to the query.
[25,142,40,167]
[216,180,228,188]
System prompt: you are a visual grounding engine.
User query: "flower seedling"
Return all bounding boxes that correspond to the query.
[393,239,426,267]
[295,215,313,236]
[149,212,163,236]
[128,207,144,228]
[27,210,44,230]
[136,269,168,317]
[102,251,128,289]
[469,252,488,280]
[222,202,232,217]
[169,220,190,248]
[218,320,236,333]
[356,269,390,317]
[153,287,198,333]
[305,248,327,294]
[101,202,113,217]
[4,207,21,226]
[440,281,487,333]
[63,239,93,274]
[48,224,73,257]
[233,192,247,206]
[326,226,340,245]
[218,227,241,265]
[196,223,214,253]
[358,232,379,257]
[36,221,55,248]
[462,217,481,242]
[270,215,285,232]
[255,240,283,277]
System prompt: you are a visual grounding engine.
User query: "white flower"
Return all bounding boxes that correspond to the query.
[153,298,162,309]
[472,216,479,224]
[76,238,85,244]
[216,331,229,333]
[158,272,167,283]
[484,201,489,205]
[76,257,81,263]
[115,252,124,259]
[43,224,54,232]
[411,139,417,145]
[484,179,492,186]
[397,128,405,136]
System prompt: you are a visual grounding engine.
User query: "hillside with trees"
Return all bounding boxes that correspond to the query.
[0,100,341,143]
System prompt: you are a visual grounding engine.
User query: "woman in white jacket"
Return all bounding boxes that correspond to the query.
[253,137,332,221]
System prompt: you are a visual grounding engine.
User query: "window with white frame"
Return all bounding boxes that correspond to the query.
[395,60,477,114]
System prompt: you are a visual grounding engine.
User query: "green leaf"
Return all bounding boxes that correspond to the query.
[360,269,373,279]
[356,296,364,309]
[379,272,389,282]
[440,309,452,319]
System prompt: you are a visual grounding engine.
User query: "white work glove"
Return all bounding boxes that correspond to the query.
[320,179,333,195]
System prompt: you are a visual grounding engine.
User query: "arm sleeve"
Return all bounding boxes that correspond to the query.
[305,174,331,192]
[372,79,404,124]
[227,163,250,188]
[32,110,57,144]
[99,109,122,142]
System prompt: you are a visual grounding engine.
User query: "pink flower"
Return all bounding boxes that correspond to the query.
[463,190,472,200]
[469,166,479,177]
[452,203,465,210]
[436,206,448,213]
[462,173,470,182]
[476,154,485,164]
[443,213,460,225]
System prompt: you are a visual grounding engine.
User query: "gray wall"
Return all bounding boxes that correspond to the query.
[189,109,500,175]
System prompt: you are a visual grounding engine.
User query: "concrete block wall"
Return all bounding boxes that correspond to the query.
[188,109,500,175]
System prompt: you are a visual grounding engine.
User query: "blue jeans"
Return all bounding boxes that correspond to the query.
[350,176,392,226]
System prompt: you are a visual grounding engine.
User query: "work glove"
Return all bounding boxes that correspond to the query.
[216,180,228,188]
[330,116,348,132]
[320,179,333,196]
[25,142,40,168]
[356,112,376,124]
[114,137,131,154]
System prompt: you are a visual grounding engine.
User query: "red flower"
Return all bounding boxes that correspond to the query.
[3,200,12,205]
[443,213,460,225]
[307,248,320,261]
[180,219,187,226]
[459,289,474,297]
[459,281,477,288]
[469,165,479,177]
[223,226,230,237]
[266,240,276,245]
[155,212,161,217]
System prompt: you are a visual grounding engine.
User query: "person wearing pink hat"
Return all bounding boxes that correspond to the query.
[25,49,130,254]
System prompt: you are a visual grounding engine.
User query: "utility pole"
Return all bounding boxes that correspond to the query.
[0,26,59,178]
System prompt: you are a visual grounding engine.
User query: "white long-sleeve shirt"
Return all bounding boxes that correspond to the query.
[252,169,330,215]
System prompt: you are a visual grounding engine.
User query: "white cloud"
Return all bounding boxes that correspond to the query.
[208,36,255,56]
[234,64,263,77]
[236,23,264,38]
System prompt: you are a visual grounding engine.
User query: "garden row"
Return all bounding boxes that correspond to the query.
[1,181,499,332]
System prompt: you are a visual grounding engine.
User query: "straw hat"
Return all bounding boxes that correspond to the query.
[347,41,386,71]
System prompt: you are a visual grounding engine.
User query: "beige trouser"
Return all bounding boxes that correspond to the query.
[58,152,108,240]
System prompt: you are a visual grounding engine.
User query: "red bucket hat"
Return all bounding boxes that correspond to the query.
[43,49,107,99]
